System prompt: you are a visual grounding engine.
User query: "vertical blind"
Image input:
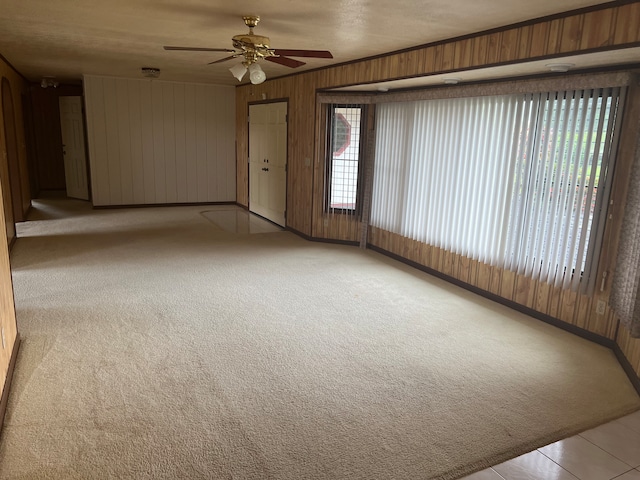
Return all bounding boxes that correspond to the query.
[371,88,624,294]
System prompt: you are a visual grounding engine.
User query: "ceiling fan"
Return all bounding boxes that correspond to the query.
[164,15,333,84]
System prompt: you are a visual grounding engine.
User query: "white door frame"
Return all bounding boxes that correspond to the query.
[248,100,288,227]
[59,95,90,200]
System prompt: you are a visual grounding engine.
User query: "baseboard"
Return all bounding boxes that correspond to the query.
[365,244,640,395]
[286,227,359,246]
[286,227,312,240]
[0,334,20,434]
[613,344,640,395]
[93,201,237,210]
[367,244,615,344]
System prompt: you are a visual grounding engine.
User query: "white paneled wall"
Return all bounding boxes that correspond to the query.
[83,76,235,206]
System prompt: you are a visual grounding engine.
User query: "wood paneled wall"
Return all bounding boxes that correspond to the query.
[0,64,30,244]
[84,76,236,206]
[236,2,640,379]
[0,178,17,398]
[0,55,24,411]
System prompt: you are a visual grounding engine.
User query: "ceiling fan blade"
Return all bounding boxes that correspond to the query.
[266,56,306,68]
[164,46,236,52]
[272,49,333,59]
[208,55,240,65]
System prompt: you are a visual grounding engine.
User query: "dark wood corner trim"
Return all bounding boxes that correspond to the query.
[0,53,28,84]
[286,227,360,246]
[235,202,249,211]
[367,244,613,345]
[23,203,33,220]
[286,226,312,240]
[247,97,289,107]
[613,343,640,395]
[0,334,21,435]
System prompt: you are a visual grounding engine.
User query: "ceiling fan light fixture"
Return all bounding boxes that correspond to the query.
[229,63,248,81]
[248,63,266,85]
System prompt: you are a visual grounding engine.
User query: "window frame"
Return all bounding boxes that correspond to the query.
[325,103,368,216]
[370,87,623,294]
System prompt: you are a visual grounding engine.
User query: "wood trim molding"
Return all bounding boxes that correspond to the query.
[368,243,614,344]
[0,335,20,435]
[287,226,359,246]
[374,71,634,102]
[613,343,640,394]
[92,201,237,210]
[0,54,28,84]
[368,243,640,395]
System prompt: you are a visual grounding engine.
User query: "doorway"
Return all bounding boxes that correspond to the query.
[58,96,89,200]
[248,102,287,227]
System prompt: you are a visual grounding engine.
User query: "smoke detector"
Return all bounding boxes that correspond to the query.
[141,67,160,78]
[40,76,59,88]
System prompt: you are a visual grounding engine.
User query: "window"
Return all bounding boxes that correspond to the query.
[326,105,365,213]
[371,88,624,294]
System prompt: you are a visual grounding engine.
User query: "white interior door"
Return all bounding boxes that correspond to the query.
[59,96,89,200]
[249,102,287,227]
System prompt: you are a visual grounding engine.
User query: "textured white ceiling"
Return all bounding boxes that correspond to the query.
[0,0,626,86]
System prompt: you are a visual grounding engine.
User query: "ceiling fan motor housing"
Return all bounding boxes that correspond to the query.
[233,36,275,64]
[232,34,272,52]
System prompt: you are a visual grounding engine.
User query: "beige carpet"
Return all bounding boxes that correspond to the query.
[1,199,639,480]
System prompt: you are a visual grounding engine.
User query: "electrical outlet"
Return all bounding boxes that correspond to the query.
[596,300,606,315]
[323,219,329,227]
[304,157,311,167]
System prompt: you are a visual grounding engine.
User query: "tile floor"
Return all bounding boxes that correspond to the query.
[462,410,640,479]
[200,208,283,234]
